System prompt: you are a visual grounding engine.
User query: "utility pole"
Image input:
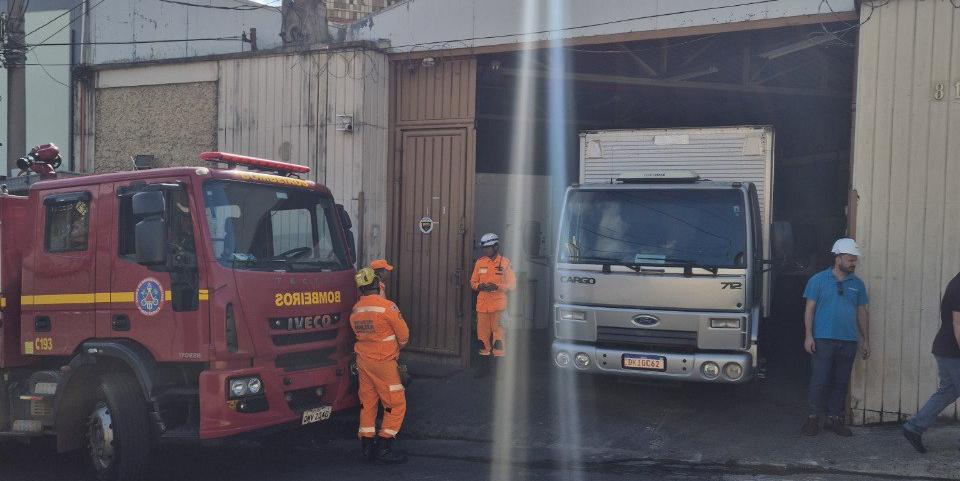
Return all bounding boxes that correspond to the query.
[4,0,28,178]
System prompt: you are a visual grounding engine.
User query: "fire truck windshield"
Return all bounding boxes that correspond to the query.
[202,180,351,272]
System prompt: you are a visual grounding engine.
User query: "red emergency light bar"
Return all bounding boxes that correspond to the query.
[199,151,311,175]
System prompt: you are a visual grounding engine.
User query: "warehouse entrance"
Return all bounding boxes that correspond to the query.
[471,23,857,379]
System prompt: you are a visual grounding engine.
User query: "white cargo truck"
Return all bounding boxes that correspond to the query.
[552,126,784,383]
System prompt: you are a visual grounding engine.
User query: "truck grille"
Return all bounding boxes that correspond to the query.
[271,330,339,347]
[275,347,337,372]
[596,326,698,352]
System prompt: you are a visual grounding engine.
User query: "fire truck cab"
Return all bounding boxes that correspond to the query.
[0,152,359,481]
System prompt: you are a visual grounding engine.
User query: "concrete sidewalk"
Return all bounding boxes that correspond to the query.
[395,361,960,480]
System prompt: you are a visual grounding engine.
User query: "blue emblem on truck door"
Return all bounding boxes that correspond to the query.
[136,278,164,316]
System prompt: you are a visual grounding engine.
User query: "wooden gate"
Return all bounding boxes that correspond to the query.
[396,129,470,355]
[390,58,476,363]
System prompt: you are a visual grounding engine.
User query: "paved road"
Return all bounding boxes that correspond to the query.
[0,438,933,481]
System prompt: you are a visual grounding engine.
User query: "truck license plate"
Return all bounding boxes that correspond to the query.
[622,354,666,371]
[301,406,332,425]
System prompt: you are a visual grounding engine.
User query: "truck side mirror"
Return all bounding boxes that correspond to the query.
[336,204,357,264]
[523,220,543,257]
[771,221,795,261]
[133,191,168,266]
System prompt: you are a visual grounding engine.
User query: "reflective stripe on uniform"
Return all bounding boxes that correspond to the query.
[381,335,397,341]
[381,428,398,436]
[359,427,376,433]
[388,384,404,392]
[354,306,387,314]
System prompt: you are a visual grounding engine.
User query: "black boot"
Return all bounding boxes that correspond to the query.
[375,437,408,464]
[360,437,376,464]
[473,355,490,378]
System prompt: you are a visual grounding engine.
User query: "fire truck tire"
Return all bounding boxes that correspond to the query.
[87,372,152,481]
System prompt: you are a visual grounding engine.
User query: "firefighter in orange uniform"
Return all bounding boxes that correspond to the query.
[350,267,409,464]
[470,233,516,377]
[370,259,394,297]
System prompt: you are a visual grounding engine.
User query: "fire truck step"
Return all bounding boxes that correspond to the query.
[10,420,42,433]
[159,425,199,443]
[0,430,44,439]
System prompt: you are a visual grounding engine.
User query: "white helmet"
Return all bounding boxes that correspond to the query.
[831,238,861,257]
[480,233,500,247]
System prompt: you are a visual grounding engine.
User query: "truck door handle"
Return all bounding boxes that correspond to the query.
[34,316,51,332]
[112,315,130,331]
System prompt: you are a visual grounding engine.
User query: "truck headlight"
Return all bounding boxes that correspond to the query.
[710,318,741,329]
[701,362,720,380]
[229,376,263,399]
[555,351,571,367]
[574,353,591,369]
[723,363,744,381]
[560,310,587,321]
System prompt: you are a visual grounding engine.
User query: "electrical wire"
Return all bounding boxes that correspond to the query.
[382,0,778,51]
[31,50,69,88]
[29,36,243,47]
[24,0,108,55]
[23,0,85,38]
[159,0,279,12]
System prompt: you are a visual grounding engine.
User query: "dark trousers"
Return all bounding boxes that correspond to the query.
[808,338,858,417]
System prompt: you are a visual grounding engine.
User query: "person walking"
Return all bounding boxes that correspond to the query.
[902,270,960,453]
[350,267,410,464]
[470,233,516,377]
[801,238,871,437]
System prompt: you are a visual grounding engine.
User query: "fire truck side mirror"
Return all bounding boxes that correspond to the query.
[133,191,168,266]
[336,204,356,265]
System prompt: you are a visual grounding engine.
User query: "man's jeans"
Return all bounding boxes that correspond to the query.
[808,339,858,417]
[904,356,960,434]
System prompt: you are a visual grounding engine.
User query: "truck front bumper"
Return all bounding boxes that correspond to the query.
[552,340,753,383]
[197,359,358,440]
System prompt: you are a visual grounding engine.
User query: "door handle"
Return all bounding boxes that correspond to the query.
[112,315,130,332]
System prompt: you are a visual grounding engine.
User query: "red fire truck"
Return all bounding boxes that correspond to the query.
[0,148,359,481]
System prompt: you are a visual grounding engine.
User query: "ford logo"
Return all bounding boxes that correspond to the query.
[632,314,660,327]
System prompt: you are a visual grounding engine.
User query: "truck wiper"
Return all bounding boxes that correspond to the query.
[663,258,720,277]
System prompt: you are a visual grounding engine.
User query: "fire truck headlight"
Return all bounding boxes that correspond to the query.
[230,379,248,398]
[574,353,591,369]
[247,377,263,395]
[701,362,720,380]
[229,376,264,399]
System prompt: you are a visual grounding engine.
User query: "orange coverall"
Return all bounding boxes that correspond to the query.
[470,254,516,357]
[350,294,410,439]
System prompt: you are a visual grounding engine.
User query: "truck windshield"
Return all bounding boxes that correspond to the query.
[203,180,350,272]
[559,189,748,269]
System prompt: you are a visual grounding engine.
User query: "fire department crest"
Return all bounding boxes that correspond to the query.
[135,278,164,316]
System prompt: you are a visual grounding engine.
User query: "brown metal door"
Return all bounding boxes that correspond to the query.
[396,128,470,356]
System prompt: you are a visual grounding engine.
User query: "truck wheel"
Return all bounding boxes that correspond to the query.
[86,372,152,481]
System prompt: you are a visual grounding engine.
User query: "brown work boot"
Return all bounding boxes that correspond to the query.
[375,437,408,464]
[801,415,820,436]
[824,416,853,437]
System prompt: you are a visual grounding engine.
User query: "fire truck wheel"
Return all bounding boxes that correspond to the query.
[86,372,152,481]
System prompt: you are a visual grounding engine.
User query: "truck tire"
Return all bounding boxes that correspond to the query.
[86,372,152,481]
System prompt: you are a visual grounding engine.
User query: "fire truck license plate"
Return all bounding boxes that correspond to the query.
[301,406,332,425]
[622,354,666,371]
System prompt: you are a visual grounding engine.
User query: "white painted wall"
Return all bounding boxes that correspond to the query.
[88,0,282,65]
[347,0,855,53]
[0,10,72,167]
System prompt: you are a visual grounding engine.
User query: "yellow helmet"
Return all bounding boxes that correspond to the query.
[355,267,378,289]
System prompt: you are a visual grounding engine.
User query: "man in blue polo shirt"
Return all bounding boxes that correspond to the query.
[801,238,871,437]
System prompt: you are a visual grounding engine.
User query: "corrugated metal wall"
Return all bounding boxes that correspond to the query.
[850,0,960,424]
[217,49,390,266]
